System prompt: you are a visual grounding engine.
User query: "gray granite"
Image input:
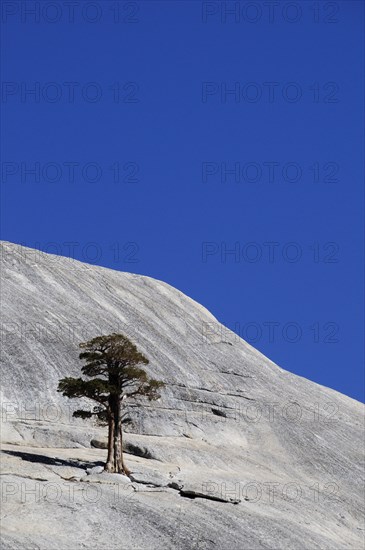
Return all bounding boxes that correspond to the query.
[0,241,364,549]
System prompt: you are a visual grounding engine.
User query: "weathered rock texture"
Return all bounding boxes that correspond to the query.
[0,241,364,549]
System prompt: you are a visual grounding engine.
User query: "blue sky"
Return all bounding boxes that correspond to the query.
[1,1,364,401]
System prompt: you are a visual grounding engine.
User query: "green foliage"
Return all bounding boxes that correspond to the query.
[57,333,165,420]
[79,333,149,378]
[58,377,110,402]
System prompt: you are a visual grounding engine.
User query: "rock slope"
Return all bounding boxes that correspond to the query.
[0,241,364,549]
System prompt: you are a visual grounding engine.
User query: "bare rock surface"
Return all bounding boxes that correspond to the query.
[0,241,364,549]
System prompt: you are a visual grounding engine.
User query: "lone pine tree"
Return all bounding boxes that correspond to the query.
[57,333,165,475]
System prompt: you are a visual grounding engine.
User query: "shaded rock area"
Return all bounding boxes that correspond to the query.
[124,441,156,459]
[90,439,108,449]
[0,241,364,549]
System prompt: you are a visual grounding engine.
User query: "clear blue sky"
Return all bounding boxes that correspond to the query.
[1,1,364,402]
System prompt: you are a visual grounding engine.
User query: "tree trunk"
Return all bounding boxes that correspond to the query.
[104,397,130,476]
[105,413,114,472]
[119,421,130,475]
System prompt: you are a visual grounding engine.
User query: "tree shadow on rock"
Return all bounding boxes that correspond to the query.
[2,449,104,469]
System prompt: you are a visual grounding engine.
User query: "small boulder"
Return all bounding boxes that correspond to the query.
[129,470,170,487]
[90,439,108,449]
[124,442,155,459]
